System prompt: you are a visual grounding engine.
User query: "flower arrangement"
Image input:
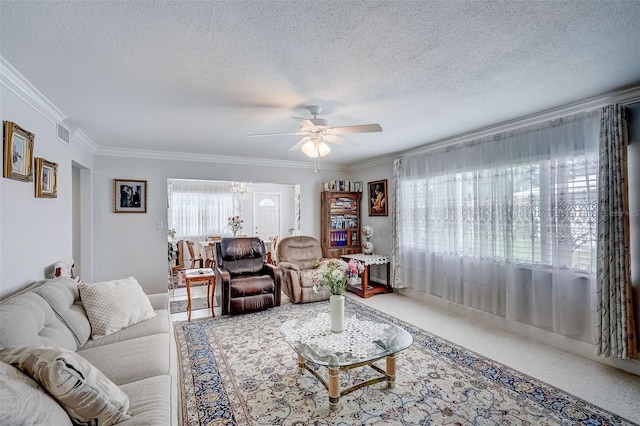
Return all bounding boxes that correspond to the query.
[312,258,364,296]
[227,215,243,236]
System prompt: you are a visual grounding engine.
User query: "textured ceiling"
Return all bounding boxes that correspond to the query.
[2,1,640,166]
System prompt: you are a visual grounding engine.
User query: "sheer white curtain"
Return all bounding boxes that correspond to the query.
[399,111,600,342]
[167,179,236,240]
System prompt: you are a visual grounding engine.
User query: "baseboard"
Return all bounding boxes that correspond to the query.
[399,288,640,377]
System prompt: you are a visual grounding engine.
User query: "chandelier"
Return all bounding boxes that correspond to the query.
[230,181,253,200]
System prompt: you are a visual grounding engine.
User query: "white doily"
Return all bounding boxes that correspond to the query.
[341,253,390,266]
[285,313,390,359]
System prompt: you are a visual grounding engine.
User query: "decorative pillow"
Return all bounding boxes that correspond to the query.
[0,360,73,425]
[79,276,156,339]
[0,346,131,425]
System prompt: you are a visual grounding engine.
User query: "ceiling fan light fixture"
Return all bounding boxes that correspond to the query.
[317,142,331,157]
[301,140,331,158]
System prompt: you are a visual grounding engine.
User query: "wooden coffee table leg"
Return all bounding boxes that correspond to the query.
[386,353,396,389]
[328,367,340,410]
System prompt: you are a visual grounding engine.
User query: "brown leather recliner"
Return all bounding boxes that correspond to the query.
[276,236,331,303]
[215,237,281,315]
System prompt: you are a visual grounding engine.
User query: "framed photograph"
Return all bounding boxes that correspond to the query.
[35,158,58,198]
[113,179,147,213]
[368,179,388,216]
[3,121,34,182]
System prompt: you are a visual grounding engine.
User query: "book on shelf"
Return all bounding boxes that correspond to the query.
[323,180,363,192]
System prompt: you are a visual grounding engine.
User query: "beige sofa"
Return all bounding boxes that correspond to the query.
[0,276,178,425]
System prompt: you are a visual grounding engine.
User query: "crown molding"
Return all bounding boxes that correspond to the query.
[348,153,397,171]
[72,128,98,154]
[398,84,640,158]
[95,146,350,171]
[1,56,66,124]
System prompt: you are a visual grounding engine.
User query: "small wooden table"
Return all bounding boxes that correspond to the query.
[341,253,392,298]
[184,268,215,321]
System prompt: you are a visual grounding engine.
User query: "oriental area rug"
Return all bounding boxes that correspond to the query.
[174,299,635,426]
[169,297,211,314]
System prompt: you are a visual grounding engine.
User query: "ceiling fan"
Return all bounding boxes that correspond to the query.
[247,105,382,158]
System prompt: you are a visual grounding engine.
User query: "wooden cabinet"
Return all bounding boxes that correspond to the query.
[321,191,361,258]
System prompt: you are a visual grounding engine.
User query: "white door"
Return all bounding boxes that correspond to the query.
[254,193,280,240]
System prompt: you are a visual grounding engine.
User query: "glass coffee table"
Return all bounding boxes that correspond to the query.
[280,311,413,410]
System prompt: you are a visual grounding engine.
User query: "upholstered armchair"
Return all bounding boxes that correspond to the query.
[276,236,331,303]
[215,237,281,315]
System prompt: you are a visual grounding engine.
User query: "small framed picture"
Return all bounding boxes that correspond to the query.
[3,121,34,182]
[368,179,388,216]
[113,179,147,213]
[35,158,58,198]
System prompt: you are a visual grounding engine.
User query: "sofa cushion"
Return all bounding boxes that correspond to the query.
[0,346,131,425]
[78,333,171,386]
[118,375,172,426]
[0,361,73,426]
[79,277,156,340]
[0,292,78,350]
[35,276,92,347]
[80,309,170,350]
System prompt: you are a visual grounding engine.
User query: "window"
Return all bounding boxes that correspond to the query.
[168,179,236,239]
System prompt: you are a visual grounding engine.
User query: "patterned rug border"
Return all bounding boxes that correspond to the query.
[174,298,637,425]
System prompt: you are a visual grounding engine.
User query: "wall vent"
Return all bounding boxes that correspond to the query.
[57,123,70,144]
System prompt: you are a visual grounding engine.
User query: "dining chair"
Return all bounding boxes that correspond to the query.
[186,240,203,269]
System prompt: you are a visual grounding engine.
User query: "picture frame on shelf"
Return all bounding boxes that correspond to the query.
[3,121,34,182]
[368,179,388,216]
[35,157,58,198]
[113,179,147,213]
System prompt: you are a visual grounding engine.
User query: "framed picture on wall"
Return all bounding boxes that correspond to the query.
[113,179,147,213]
[3,121,34,182]
[35,157,58,198]
[368,179,388,216]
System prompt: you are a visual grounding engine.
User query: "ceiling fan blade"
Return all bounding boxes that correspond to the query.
[322,134,349,145]
[292,117,328,129]
[288,137,310,151]
[247,131,304,137]
[325,123,382,134]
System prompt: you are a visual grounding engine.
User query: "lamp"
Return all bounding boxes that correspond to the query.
[230,181,253,200]
[301,138,331,158]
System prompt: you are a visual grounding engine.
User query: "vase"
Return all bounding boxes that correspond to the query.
[362,240,374,255]
[330,295,344,333]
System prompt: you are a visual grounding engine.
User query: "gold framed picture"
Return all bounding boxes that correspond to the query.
[113,179,147,213]
[3,121,34,182]
[35,157,58,198]
[368,179,388,216]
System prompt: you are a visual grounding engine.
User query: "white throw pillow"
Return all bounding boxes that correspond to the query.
[0,346,131,425]
[79,276,156,339]
[0,360,73,425]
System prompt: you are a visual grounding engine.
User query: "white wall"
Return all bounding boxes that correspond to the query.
[351,161,394,281]
[0,85,93,298]
[92,155,337,294]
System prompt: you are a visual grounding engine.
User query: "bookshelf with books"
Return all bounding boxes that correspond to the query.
[321,191,362,258]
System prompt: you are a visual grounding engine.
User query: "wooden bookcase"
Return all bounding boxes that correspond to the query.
[320,191,361,258]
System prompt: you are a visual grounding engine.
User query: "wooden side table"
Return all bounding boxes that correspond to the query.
[341,254,392,298]
[184,268,215,321]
